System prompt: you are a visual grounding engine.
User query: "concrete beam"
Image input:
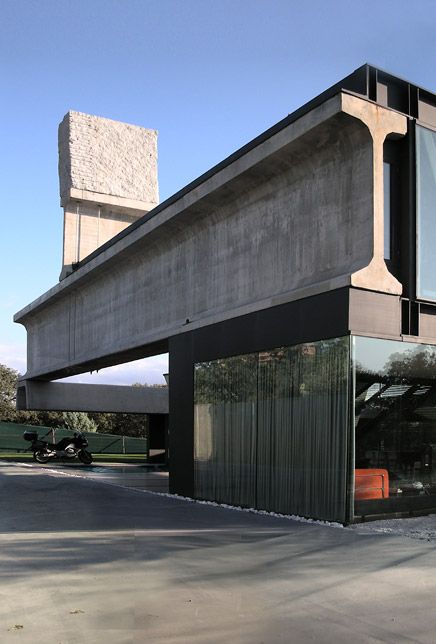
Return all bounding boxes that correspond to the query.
[343,94,407,295]
[15,92,407,381]
[17,381,169,414]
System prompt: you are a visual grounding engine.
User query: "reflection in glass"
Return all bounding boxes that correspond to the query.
[416,125,436,300]
[194,337,350,522]
[194,354,258,507]
[383,162,391,260]
[354,336,436,516]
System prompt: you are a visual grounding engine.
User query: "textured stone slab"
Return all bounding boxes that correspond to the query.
[58,110,158,206]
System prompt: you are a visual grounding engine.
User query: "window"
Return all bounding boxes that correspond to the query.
[416,125,436,300]
[194,337,350,522]
[353,336,436,518]
[383,162,391,260]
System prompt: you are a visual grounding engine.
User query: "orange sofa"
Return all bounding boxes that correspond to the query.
[355,468,389,500]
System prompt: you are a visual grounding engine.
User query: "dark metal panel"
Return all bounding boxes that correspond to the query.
[192,288,350,364]
[419,305,436,339]
[349,289,401,338]
[418,90,436,128]
[406,121,417,300]
[168,333,195,496]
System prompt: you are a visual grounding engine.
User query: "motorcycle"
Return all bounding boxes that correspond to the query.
[23,430,93,465]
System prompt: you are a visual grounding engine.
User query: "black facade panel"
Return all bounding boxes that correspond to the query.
[169,332,195,496]
[193,287,350,362]
[169,288,350,497]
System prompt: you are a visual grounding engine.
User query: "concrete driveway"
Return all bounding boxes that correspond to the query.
[1,461,436,644]
[24,461,169,493]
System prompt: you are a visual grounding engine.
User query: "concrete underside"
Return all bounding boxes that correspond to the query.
[16,381,168,414]
[1,461,436,644]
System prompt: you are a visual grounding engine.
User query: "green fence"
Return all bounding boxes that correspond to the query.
[0,422,149,456]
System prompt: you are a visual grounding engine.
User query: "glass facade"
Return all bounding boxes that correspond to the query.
[194,337,350,522]
[416,124,436,301]
[383,162,391,260]
[353,336,436,517]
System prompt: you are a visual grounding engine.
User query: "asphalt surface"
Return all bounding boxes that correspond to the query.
[28,461,170,493]
[1,461,436,644]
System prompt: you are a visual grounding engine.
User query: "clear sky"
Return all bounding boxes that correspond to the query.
[1,0,436,385]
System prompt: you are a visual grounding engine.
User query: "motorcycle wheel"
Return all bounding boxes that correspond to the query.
[78,450,93,465]
[34,450,50,464]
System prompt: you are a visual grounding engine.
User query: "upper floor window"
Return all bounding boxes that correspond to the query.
[383,162,391,261]
[416,125,436,301]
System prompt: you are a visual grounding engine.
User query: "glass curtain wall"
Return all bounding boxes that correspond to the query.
[194,354,258,507]
[353,336,436,517]
[194,337,350,522]
[416,124,436,301]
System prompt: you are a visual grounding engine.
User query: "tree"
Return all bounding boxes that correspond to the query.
[0,363,41,425]
[88,411,149,437]
[0,364,19,420]
[62,411,97,433]
[0,363,95,430]
[384,345,436,381]
[0,362,152,437]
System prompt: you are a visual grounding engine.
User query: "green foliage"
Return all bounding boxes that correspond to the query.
[62,411,97,433]
[0,363,40,425]
[384,345,436,380]
[0,363,152,438]
[87,411,148,437]
[195,338,350,404]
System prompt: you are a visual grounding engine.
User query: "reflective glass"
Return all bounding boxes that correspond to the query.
[194,354,258,507]
[416,125,436,300]
[194,337,350,522]
[353,336,436,517]
[383,162,391,260]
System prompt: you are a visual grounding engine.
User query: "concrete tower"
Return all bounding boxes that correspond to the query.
[58,111,158,279]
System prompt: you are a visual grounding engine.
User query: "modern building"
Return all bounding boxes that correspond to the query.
[15,65,436,523]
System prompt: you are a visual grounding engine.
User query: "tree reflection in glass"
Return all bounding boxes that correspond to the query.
[354,336,436,515]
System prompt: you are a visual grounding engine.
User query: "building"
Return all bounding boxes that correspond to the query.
[15,65,436,523]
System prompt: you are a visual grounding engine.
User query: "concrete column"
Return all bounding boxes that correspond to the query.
[341,94,408,295]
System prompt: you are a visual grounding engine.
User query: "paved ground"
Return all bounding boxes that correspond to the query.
[2,461,436,644]
[28,461,169,493]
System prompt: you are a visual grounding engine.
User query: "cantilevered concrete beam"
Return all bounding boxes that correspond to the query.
[17,380,168,414]
[15,91,407,381]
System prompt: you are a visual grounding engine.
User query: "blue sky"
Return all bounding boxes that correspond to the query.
[1,0,436,384]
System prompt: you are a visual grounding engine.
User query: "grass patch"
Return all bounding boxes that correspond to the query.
[93,454,149,463]
[0,452,33,460]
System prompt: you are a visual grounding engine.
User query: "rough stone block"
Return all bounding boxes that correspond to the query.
[58,110,158,206]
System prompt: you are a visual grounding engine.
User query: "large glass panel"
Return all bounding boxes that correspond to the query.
[416,125,436,300]
[194,337,350,522]
[194,354,257,507]
[353,336,436,518]
[383,162,391,260]
[257,338,350,521]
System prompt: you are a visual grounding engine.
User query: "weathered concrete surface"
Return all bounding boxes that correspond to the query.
[343,94,407,295]
[61,202,142,275]
[16,381,168,414]
[1,461,436,644]
[16,93,407,380]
